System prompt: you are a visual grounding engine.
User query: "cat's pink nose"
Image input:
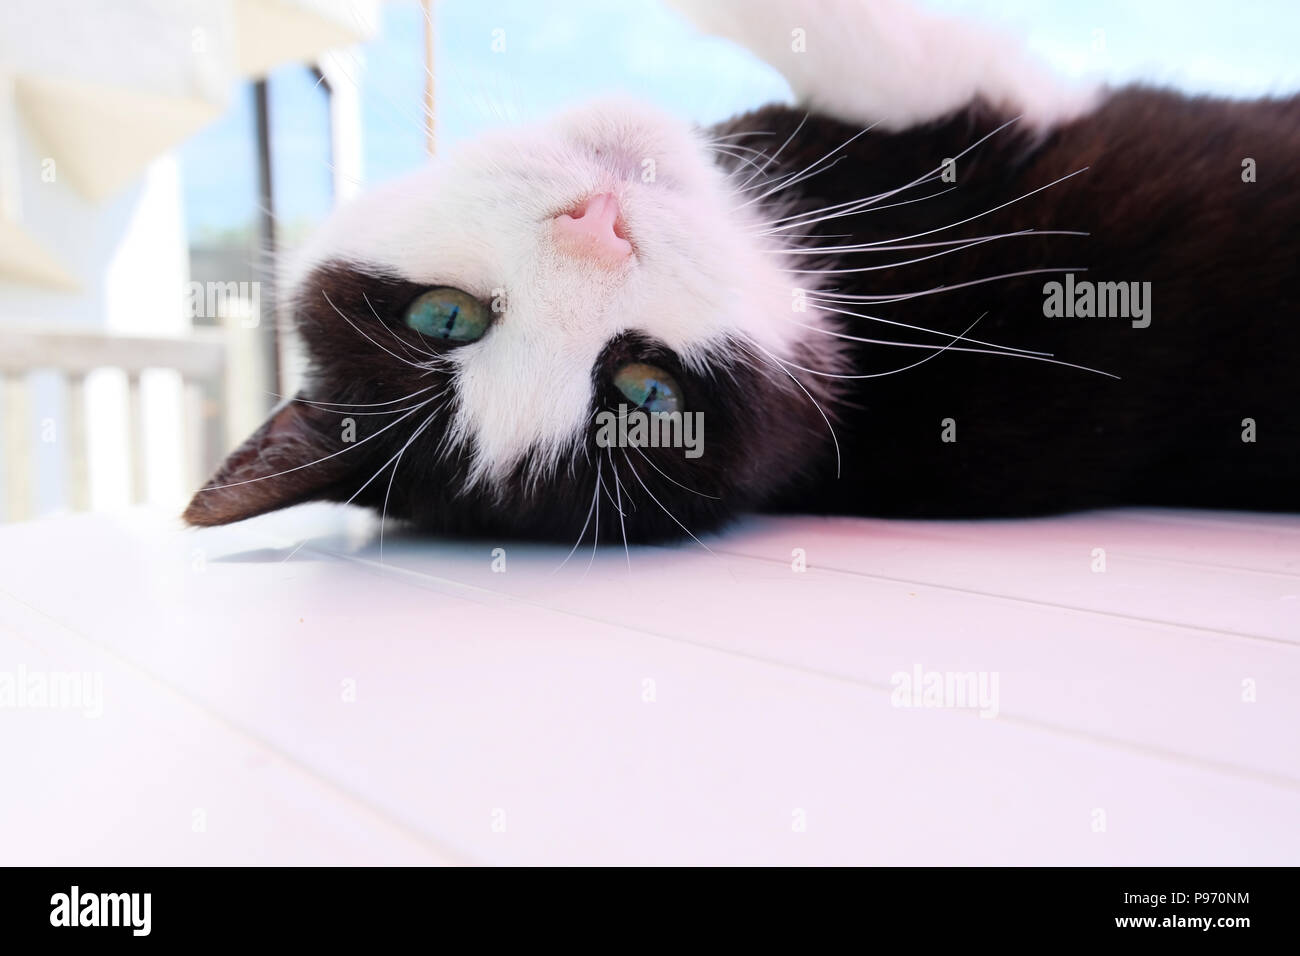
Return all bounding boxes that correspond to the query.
[553,192,633,264]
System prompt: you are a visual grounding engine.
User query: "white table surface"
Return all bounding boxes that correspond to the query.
[1,503,1297,865]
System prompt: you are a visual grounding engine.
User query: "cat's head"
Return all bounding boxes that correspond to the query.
[184,97,839,542]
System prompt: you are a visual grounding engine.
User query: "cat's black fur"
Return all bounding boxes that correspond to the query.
[186,87,1299,540]
[721,87,1300,517]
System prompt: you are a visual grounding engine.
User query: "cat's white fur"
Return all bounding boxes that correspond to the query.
[293,98,816,486]
[667,0,1098,130]
[291,0,1092,485]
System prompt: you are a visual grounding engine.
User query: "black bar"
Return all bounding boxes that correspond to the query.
[0,866,1287,943]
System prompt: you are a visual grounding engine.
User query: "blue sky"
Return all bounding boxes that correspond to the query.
[179,0,1300,239]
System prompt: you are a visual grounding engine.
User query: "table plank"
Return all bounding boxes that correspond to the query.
[0,588,457,865]
[2,506,1297,864]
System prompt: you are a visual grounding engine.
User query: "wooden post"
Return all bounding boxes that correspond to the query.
[64,373,90,511]
[253,79,281,408]
[3,373,31,522]
[422,0,436,157]
[126,372,146,505]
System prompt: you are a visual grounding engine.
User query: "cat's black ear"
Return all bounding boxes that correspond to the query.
[184,393,354,527]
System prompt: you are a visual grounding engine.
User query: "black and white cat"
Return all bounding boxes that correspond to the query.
[185,0,1300,543]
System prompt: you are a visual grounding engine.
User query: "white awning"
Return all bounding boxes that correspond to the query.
[0,0,378,287]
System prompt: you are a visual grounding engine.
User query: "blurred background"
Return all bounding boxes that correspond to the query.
[0,0,1296,524]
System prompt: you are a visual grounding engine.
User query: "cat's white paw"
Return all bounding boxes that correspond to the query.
[667,0,1100,130]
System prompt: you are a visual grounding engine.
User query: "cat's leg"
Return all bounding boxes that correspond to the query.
[666,0,1099,130]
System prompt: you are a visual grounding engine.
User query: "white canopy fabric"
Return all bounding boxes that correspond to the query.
[0,0,378,287]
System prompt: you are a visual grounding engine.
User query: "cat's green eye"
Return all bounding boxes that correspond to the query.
[613,362,682,413]
[404,287,491,342]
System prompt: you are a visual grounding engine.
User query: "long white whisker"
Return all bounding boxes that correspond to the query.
[275,385,440,409]
[736,122,878,208]
[798,166,1093,252]
[779,229,1087,255]
[629,443,721,500]
[758,186,958,234]
[552,469,600,575]
[709,130,775,141]
[740,152,850,206]
[808,266,1088,304]
[756,115,1025,233]
[706,143,768,175]
[364,292,438,360]
[607,447,631,572]
[742,340,842,479]
[781,232,1047,276]
[199,398,434,491]
[761,185,948,229]
[826,115,1025,213]
[293,389,446,417]
[790,316,1120,379]
[790,323,1118,379]
[622,453,716,556]
[584,456,602,578]
[788,312,990,381]
[322,289,435,372]
[803,305,1052,356]
[711,141,778,160]
[737,113,806,189]
[375,408,443,564]
[595,448,627,517]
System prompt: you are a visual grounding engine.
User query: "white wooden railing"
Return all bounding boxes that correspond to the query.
[0,326,227,521]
